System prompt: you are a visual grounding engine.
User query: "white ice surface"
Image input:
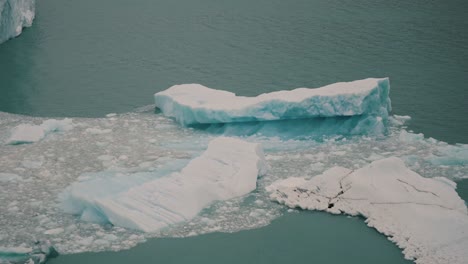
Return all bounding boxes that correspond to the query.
[154,78,390,126]
[267,157,468,264]
[60,137,267,232]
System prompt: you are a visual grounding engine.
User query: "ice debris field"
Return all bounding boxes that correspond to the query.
[1,78,467,264]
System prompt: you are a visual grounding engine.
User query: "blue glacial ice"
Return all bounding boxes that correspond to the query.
[0,0,35,44]
[155,78,391,137]
[60,137,267,232]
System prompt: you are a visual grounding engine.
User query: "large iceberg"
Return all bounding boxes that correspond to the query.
[0,0,35,44]
[60,137,267,232]
[267,157,468,264]
[155,78,391,128]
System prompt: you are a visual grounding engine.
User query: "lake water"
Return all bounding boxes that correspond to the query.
[0,0,467,263]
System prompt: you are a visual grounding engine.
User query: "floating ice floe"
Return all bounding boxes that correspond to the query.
[155,77,390,129]
[60,137,267,232]
[267,157,468,264]
[6,119,73,145]
[0,0,36,44]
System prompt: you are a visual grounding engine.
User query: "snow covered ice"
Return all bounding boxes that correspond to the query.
[155,78,391,137]
[267,157,468,264]
[0,0,35,44]
[60,137,267,232]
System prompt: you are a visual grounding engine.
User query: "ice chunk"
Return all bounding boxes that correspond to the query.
[6,119,73,144]
[429,144,468,166]
[0,0,36,44]
[60,137,266,232]
[154,78,391,126]
[267,157,468,264]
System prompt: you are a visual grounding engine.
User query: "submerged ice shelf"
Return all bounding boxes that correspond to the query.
[155,78,391,137]
[0,0,35,44]
[267,158,468,264]
[60,137,266,232]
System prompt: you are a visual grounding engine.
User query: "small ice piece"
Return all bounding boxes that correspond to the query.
[6,119,73,144]
[0,246,32,255]
[154,78,391,126]
[266,157,468,264]
[428,144,468,166]
[44,228,64,235]
[60,137,267,232]
[85,128,112,134]
[0,172,22,182]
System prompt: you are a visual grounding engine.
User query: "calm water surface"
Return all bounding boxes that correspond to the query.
[49,212,412,264]
[1,0,467,263]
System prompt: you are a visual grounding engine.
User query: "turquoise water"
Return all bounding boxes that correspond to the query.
[48,212,412,264]
[1,0,467,263]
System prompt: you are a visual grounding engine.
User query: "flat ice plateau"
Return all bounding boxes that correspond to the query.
[155,78,391,133]
[60,137,266,232]
[0,0,35,44]
[267,157,468,264]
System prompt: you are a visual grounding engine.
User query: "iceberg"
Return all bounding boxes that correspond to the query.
[154,78,391,126]
[267,157,468,264]
[60,137,267,232]
[0,0,35,44]
[6,118,73,145]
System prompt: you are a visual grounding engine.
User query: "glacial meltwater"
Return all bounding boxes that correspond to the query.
[1,0,467,264]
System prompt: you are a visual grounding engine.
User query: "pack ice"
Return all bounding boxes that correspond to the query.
[154,78,391,129]
[60,137,267,232]
[0,0,35,44]
[267,157,468,264]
